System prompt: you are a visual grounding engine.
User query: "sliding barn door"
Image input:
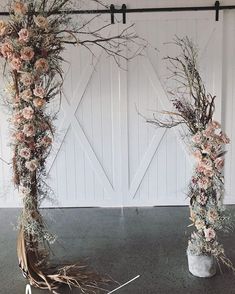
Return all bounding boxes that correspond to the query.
[0,11,223,207]
[123,11,223,206]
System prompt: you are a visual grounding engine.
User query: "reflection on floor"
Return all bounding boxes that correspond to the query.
[1,206,235,294]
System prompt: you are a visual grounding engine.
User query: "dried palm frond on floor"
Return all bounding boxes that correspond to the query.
[17,228,111,293]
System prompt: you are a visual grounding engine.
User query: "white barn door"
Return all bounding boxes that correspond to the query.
[0,11,223,207]
[123,11,223,206]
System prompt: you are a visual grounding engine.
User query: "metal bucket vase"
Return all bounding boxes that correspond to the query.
[187,252,216,278]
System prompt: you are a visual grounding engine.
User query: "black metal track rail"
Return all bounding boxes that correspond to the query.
[0,1,234,22]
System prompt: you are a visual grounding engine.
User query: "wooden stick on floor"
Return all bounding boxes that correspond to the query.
[108,275,140,294]
[25,285,32,294]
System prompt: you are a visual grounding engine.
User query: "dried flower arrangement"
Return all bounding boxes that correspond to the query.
[0,0,145,292]
[147,37,235,271]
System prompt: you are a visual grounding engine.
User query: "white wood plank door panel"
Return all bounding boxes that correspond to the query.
[45,34,124,207]
[123,11,223,206]
[222,11,235,204]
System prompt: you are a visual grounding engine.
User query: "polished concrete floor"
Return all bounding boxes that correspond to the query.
[1,207,235,294]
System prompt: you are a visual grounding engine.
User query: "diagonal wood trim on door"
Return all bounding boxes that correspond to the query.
[129,128,167,199]
[47,48,115,195]
[128,56,193,200]
[142,56,193,164]
[47,49,102,173]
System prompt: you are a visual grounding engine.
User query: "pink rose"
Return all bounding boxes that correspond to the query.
[214,157,224,171]
[20,47,34,61]
[12,1,28,15]
[23,124,35,137]
[1,42,13,59]
[220,133,230,144]
[18,147,31,159]
[203,169,214,178]
[193,150,202,161]
[22,106,34,120]
[200,158,212,171]
[195,219,205,230]
[21,89,32,102]
[198,177,210,190]
[40,135,52,147]
[25,159,38,172]
[27,139,36,150]
[20,73,34,86]
[210,121,221,129]
[33,15,48,29]
[192,133,202,144]
[33,98,45,108]
[204,227,216,241]
[202,142,212,155]
[0,20,7,36]
[14,132,25,142]
[12,111,23,125]
[40,122,50,131]
[33,86,45,98]
[10,57,22,71]
[35,58,49,73]
[196,165,206,174]
[18,28,30,42]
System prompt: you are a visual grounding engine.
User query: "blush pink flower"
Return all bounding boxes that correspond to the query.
[1,42,13,59]
[203,126,214,138]
[40,135,52,147]
[196,165,206,174]
[0,20,7,36]
[220,133,230,144]
[20,46,34,61]
[193,150,202,161]
[204,227,216,241]
[35,58,49,73]
[200,158,213,171]
[33,15,48,29]
[22,106,34,120]
[27,139,36,150]
[33,98,46,108]
[14,132,25,142]
[202,142,212,155]
[214,157,224,171]
[18,28,30,42]
[195,219,205,231]
[21,89,32,102]
[20,73,34,86]
[25,159,38,172]
[23,124,35,137]
[210,121,221,129]
[33,86,45,98]
[12,1,28,15]
[198,177,210,190]
[18,147,31,159]
[12,111,23,125]
[192,133,202,144]
[10,57,22,71]
[203,169,214,178]
[40,122,50,131]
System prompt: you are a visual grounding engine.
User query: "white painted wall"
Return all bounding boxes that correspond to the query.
[0,1,234,207]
